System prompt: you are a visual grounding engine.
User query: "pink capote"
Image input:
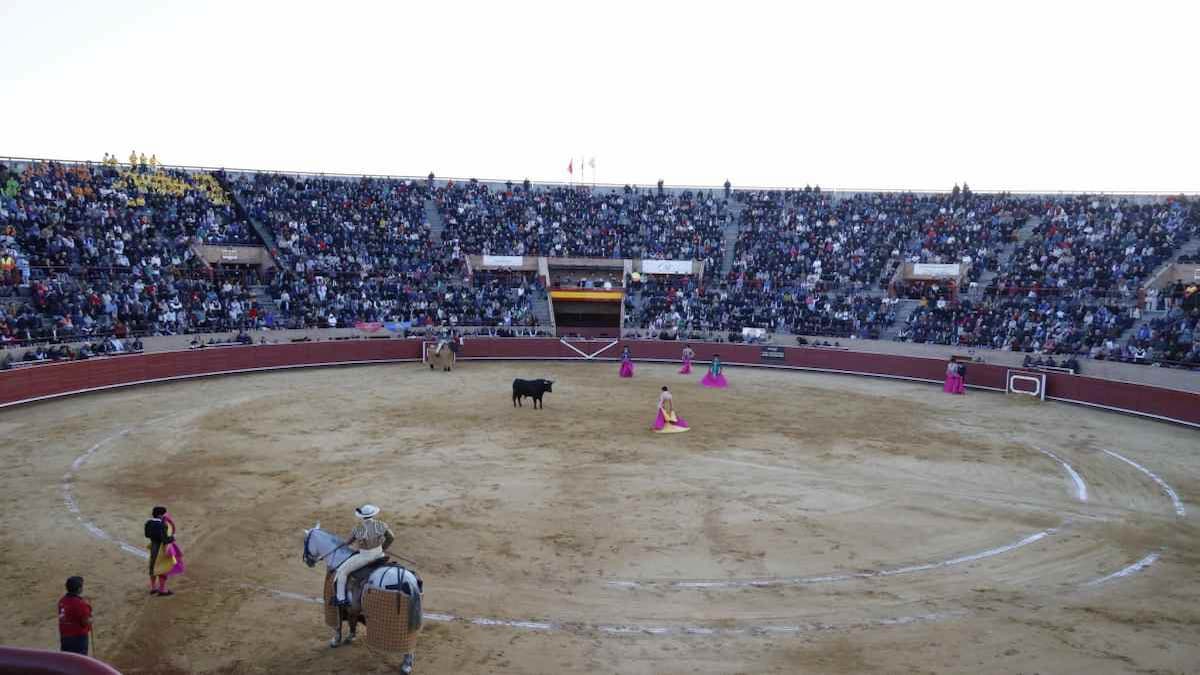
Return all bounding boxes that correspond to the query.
[700,372,728,388]
[944,363,965,395]
[162,513,186,578]
[943,373,956,393]
[619,360,635,378]
[679,357,692,374]
[654,409,689,430]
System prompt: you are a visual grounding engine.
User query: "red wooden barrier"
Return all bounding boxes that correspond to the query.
[0,646,122,674]
[0,338,1196,427]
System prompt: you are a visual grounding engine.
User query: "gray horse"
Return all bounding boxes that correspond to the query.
[302,524,423,673]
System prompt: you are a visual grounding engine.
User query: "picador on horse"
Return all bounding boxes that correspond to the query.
[303,504,424,673]
[428,330,460,371]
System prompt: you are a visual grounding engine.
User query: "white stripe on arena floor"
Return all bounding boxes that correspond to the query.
[58,423,1173,636]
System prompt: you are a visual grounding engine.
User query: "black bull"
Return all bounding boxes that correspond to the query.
[512,378,554,409]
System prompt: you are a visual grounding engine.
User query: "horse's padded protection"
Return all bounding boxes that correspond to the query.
[322,572,340,627]
[323,562,395,627]
[363,587,421,653]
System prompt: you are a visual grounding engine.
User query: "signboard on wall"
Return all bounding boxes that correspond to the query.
[912,263,961,277]
[482,255,524,267]
[642,260,693,275]
[761,345,786,361]
[742,327,767,340]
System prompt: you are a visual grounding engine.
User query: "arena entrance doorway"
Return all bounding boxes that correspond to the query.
[551,288,623,338]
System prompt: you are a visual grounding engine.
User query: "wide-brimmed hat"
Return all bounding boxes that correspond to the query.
[355,504,380,519]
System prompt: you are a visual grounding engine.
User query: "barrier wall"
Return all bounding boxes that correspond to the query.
[0,647,122,675]
[1,338,1197,427]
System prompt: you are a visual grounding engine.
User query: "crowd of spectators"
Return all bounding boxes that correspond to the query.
[0,160,262,343]
[989,196,1195,301]
[1120,284,1199,366]
[437,180,627,258]
[232,173,433,278]
[894,196,1197,361]
[728,187,1036,295]
[897,295,1134,354]
[2,159,1197,371]
[0,334,146,370]
[240,173,446,328]
[434,181,727,273]
[625,274,896,339]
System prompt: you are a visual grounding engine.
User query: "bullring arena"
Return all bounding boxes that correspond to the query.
[1,338,1197,674]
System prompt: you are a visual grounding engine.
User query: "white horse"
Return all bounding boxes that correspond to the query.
[302,524,423,673]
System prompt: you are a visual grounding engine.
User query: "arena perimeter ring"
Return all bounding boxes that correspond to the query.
[1,341,1197,674]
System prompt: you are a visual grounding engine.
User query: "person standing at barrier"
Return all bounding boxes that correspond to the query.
[619,345,635,378]
[943,358,958,394]
[679,344,695,374]
[58,576,92,655]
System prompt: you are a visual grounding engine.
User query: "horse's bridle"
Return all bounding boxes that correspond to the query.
[302,529,316,567]
[305,529,350,568]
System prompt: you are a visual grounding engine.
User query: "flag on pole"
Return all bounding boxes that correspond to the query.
[588,157,596,169]
[567,159,573,175]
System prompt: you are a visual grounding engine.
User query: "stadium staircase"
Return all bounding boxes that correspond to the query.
[1175,235,1200,261]
[1117,233,1200,343]
[974,215,1041,289]
[719,199,744,276]
[214,172,285,267]
[530,288,553,329]
[250,285,281,320]
[425,198,447,240]
[882,299,922,340]
[1143,235,1200,292]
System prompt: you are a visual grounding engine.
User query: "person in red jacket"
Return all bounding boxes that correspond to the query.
[58,576,92,655]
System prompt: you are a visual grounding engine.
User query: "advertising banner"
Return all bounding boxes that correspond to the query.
[642,260,694,275]
[912,263,961,277]
[482,255,525,267]
[761,345,786,361]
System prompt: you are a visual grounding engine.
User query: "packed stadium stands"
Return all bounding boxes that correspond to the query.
[434,180,727,271]
[1,157,1197,369]
[0,160,258,345]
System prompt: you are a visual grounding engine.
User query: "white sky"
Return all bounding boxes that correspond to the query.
[1,0,1196,192]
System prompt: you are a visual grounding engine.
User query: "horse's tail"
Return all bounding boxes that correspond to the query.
[408,586,423,631]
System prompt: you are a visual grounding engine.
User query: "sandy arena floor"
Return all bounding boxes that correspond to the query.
[1,361,1198,674]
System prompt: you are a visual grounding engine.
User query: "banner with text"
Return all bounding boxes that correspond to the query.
[760,345,786,361]
[642,260,694,275]
[911,263,961,277]
[481,255,525,267]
